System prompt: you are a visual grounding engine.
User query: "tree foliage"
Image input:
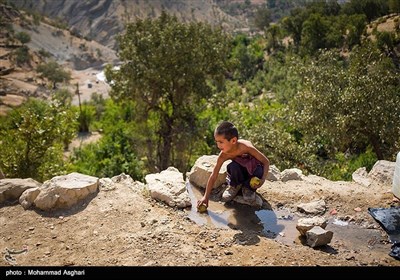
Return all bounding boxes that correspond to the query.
[105,12,231,172]
[0,99,78,182]
[69,99,144,180]
[253,7,272,31]
[37,60,71,89]
[341,0,389,22]
[289,42,400,161]
[230,34,265,83]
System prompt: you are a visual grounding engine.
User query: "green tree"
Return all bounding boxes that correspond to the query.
[280,8,309,49]
[343,41,400,159]
[0,99,78,181]
[105,12,231,172]
[13,25,31,66]
[14,45,30,65]
[290,42,400,161]
[52,88,73,106]
[388,0,400,13]
[254,7,272,31]
[344,14,367,49]
[37,60,71,89]
[230,35,264,84]
[300,13,329,55]
[265,24,282,53]
[341,0,389,22]
[70,125,144,180]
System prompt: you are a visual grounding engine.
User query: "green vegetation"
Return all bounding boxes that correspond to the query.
[37,60,71,89]
[69,99,145,180]
[14,46,30,65]
[13,32,31,65]
[289,42,400,162]
[15,31,31,44]
[2,0,399,182]
[105,12,231,172]
[0,99,78,182]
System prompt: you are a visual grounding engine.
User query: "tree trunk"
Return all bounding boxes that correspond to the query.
[369,134,384,160]
[159,117,173,171]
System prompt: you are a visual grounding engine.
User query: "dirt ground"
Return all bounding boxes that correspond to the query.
[0,172,399,269]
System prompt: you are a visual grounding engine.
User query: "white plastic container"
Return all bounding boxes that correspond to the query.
[393,152,400,199]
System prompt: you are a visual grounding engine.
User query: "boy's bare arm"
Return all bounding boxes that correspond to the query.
[198,153,225,206]
[245,144,270,185]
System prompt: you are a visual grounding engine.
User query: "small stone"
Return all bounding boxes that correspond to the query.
[330,209,338,215]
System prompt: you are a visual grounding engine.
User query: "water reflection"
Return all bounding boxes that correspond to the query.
[186,182,299,244]
[186,182,396,255]
[185,181,230,228]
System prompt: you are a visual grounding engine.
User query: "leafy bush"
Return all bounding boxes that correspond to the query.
[69,125,145,181]
[0,99,78,182]
[15,31,31,44]
[14,46,30,65]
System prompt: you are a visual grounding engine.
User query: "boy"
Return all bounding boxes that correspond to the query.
[197,121,270,208]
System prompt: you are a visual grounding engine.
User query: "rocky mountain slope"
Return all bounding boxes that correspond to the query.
[11,0,247,49]
[0,3,117,114]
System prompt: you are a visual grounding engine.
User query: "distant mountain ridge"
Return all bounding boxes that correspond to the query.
[11,0,247,49]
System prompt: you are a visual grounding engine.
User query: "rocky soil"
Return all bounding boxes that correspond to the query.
[0,170,399,268]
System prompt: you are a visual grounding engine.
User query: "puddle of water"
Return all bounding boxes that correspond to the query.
[256,209,299,244]
[186,183,299,244]
[185,182,231,228]
[332,218,349,226]
[326,222,392,257]
[185,183,394,254]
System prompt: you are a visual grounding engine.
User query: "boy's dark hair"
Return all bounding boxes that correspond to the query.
[215,121,238,141]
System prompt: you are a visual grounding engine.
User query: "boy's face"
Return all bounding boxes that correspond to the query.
[214,133,236,153]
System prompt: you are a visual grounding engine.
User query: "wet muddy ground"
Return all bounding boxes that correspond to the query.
[186,183,394,260]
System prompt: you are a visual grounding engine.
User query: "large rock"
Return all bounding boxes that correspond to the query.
[368,160,395,186]
[19,187,40,209]
[352,167,371,187]
[187,155,231,189]
[0,178,41,203]
[266,165,281,181]
[296,217,328,236]
[306,226,333,248]
[351,160,396,187]
[280,168,303,182]
[33,172,99,211]
[297,199,326,215]
[145,167,191,208]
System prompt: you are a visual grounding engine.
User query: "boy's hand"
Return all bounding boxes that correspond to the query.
[197,196,209,207]
[250,177,265,189]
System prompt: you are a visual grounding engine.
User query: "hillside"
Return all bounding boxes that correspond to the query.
[11,0,247,49]
[0,3,117,114]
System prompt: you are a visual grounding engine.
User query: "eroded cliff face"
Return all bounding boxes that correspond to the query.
[11,0,245,49]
